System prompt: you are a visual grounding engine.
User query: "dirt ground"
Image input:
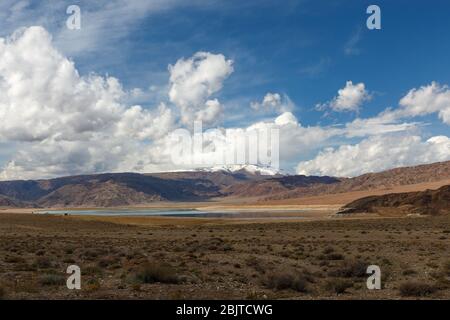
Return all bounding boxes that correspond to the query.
[0,212,448,300]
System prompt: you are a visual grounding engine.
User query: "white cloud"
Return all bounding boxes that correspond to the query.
[296,134,450,177]
[195,99,223,124]
[317,81,370,112]
[250,92,294,114]
[0,26,174,180]
[0,0,190,57]
[274,112,298,126]
[0,26,445,180]
[397,82,450,125]
[344,114,418,138]
[168,51,233,125]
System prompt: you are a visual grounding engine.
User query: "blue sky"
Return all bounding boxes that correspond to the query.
[69,0,450,124]
[0,0,449,179]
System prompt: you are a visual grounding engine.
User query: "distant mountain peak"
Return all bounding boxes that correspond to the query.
[195,164,284,176]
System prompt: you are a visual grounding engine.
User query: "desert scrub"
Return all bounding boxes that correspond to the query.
[34,256,52,269]
[85,278,101,292]
[132,262,181,284]
[329,259,367,278]
[444,260,450,277]
[402,269,417,276]
[39,273,65,286]
[317,253,344,261]
[97,256,120,269]
[84,264,104,276]
[263,271,310,293]
[325,278,353,294]
[399,281,437,297]
[4,255,25,264]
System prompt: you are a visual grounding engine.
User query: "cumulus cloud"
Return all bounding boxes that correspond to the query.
[0,26,174,180]
[396,82,450,125]
[317,81,371,112]
[168,51,233,125]
[296,134,450,177]
[0,27,173,143]
[0,27,446,180]
[250,92,294,114]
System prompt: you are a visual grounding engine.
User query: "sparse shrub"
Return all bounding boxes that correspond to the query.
[263,271,309,293]
[13,262,36,272]
[245,256,265,273]
[329,260,367,278]
[83,248,108,260]
[4,255,25,264]
[325,278,353,294]
[399,281,437,297]
[39,273,65,286]
[84,265,103,276]
[133,262,180,284]
[319,253,344,261]
[35,250,45,256]
[98,256,119,268]
[322,247,335,254]
[35,256,52,269]
[402,269,417,276]
[444,261,450,277]
[85,278,101,292]
[222,243,233,251]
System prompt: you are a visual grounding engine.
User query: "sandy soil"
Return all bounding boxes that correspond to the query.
[0,211,448,300]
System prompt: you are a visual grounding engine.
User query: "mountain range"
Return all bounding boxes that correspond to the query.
[0,161,450,208]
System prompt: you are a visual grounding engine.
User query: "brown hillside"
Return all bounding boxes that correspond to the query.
[37,180,164,208]
[264,160,450,201]
[339,185,450,215]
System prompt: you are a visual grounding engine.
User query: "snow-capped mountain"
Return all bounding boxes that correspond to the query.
[194,164,285,176]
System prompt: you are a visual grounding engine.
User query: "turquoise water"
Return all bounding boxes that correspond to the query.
[34,208,310,219]
[35,209,237,218]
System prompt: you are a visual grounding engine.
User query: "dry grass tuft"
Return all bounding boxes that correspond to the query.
[399,281,437,297]
[263,271,310,293]
[325,278,353,294]
[133,262,181,284]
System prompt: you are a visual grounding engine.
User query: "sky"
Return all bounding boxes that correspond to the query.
[0,0,449,180]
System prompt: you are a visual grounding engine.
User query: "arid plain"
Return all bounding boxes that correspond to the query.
[0,192,449,300]
[1,162,450,300]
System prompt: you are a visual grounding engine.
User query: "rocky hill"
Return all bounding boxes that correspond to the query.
[1,161,450,208]
[0,169,288,208]
[339,185,450,215]
[262,161,450,201]
[223,175,340,198]
[0,172,223,208]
